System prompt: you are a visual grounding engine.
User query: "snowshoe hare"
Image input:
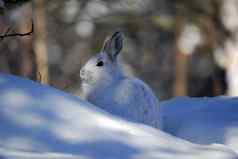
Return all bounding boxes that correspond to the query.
[80,31,160,128]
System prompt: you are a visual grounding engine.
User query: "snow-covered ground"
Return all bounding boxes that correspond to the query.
[0,74,237,159]
[160,96,238,153]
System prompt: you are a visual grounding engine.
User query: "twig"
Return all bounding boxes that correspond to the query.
[0,20,33,41]
[37,71,42,83]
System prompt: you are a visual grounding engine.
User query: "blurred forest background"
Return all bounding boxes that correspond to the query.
[0,0,238,100]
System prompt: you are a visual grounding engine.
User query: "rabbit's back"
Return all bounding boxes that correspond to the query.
[128,78,160,127]
[86,77,161,128]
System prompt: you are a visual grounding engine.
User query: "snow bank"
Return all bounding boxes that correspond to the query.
[160,96,238,153]
[0,74,237,159]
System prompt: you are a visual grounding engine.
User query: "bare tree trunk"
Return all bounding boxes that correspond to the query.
[33,0,49,84]
[0,17,10,73]
[224,40,238,96]
[174,16,188,96]
[18,3,34,78]
[221,0,238,96]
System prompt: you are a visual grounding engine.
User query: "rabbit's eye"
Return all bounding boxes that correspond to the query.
[96,61,104,67]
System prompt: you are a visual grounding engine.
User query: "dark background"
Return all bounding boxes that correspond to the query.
[1,0,238,100]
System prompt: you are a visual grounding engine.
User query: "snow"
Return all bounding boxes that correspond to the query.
[160,96,238,153]
[0,74,237,159]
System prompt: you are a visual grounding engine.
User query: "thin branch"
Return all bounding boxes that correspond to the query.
[4,27,11,35]
[0,20,33,41]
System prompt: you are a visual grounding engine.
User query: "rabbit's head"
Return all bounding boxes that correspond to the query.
[80,32,124,86]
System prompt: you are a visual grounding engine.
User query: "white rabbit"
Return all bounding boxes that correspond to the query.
[80,31,161,128]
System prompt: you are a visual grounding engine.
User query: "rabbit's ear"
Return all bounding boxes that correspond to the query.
[101,31,123,62]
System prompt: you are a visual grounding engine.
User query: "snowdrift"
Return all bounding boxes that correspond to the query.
[160,96,238,153]
[0,74,237,159]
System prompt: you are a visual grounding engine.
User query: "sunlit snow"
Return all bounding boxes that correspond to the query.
[0,74,237,159]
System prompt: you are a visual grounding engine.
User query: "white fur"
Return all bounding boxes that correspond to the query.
[80,32,160,128]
